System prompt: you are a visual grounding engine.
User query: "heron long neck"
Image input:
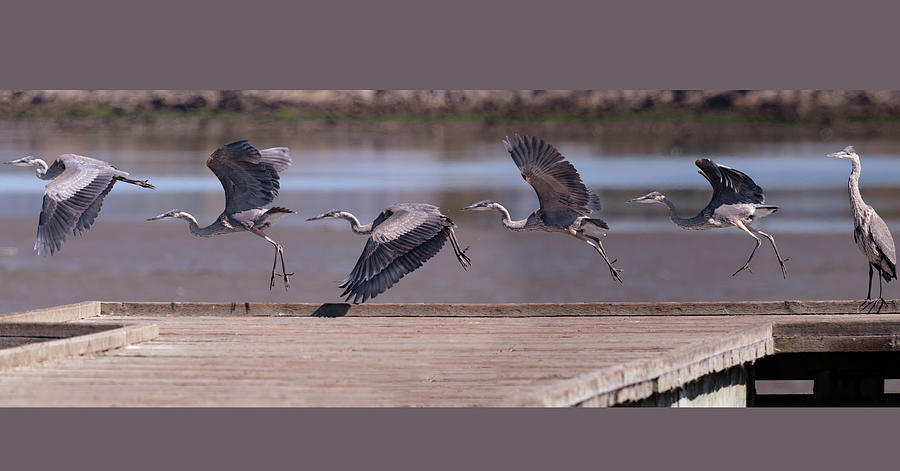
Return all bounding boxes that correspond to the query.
[339,212,374,234]
[177,212,222,237]
[33,159,51,180]
[493,203,528,231]
[848,158,868,219]
[659,196,698,229]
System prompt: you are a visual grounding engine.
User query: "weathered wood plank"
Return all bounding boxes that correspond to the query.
[0,314,769,406]
[0,301,100,323]
[774,321,900,352]
[0,323,120,338]
[512,323,773,406]
[4,302,900,406]
[0,323,158,371]
[99,300,900,318]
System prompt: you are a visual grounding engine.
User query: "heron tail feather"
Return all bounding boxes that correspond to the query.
[265,207,295,215]
[881,259,897,282]
[754,205,779,218]
[114,175,155,189]
[584,217,609,230]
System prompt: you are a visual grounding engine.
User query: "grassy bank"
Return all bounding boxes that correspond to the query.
[3,104,895,125]
[5,105,900,144]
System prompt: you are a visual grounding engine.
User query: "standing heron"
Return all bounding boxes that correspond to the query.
[827,146,896,306]
[461,134,622,282]
[146,140,294,290]
[307,203,471,303]
[627,158,788,278]
[5,153,155,255]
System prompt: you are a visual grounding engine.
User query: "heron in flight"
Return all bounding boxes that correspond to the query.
[5,153,155,255]
[307,203,471,303]
[628,158,788,278]
[461,134,622,282]
[827,146,896,307]
[147,140,294,290]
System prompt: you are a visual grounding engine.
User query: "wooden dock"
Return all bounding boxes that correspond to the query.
[0,300,899,406]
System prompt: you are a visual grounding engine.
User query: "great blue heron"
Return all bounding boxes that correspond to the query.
[461,134,622,282]
[827,146,896,306]
[307,203,471,303]
[147,140,294,290]
[628,158,788,278]
[5,153,155,255]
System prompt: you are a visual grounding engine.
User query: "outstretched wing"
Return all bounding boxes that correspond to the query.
[504,135,600,217]
[259,147,292,173]
[340,205,448,303]
[74,179,116,236]
[206,140,291,214]
[695,158,765,209]
[36,156,119,255]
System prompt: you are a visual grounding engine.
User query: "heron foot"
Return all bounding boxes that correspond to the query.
[732,263,753,277]
[274,272,294,290]
[608,266,624,283]
[860,297,886,314]
[777,257,790,279]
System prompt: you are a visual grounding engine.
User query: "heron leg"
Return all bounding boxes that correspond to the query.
[732,220,761,277]
[278,244,291,290]
[585,237,623,283]
[250,228,291,291]
[269,244,280,290]
[749,227,788,279]
[446,227,471,270]
[868,264,874,300]
[859,265,877,312]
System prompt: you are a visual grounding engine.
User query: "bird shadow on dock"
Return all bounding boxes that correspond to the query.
[311,303,353,317]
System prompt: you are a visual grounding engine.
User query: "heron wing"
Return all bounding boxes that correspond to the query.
[504,135,600,217]
[695,158,765,212]
[206,140,288,214]
[36,157,118,255]
[74,179,117,235]
[259,147,292,173]
[339,205,447,303]
[869,212,897,274]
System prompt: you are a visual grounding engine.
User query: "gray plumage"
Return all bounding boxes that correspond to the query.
[504,134,601,222]
[462,134,622,282]
[828,146,896,302]
[307,203,471,304]
[5,153,155,255]
[147,140,295,290]
[628,158,787,278]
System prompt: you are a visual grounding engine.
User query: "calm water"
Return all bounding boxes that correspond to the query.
[0,125,899,311]
[1,129,899,232]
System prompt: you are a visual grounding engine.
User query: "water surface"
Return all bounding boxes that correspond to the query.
[0,126,898,312]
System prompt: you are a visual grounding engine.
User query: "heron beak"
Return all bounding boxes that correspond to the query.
[306,215,326,221]
[626,196,648,203]
[460,203,480,211]
[5,159,26,166]
[146,215,166,221]
[826,152,845,159]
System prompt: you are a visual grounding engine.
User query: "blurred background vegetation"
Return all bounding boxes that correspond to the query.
[4,90,900,139]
